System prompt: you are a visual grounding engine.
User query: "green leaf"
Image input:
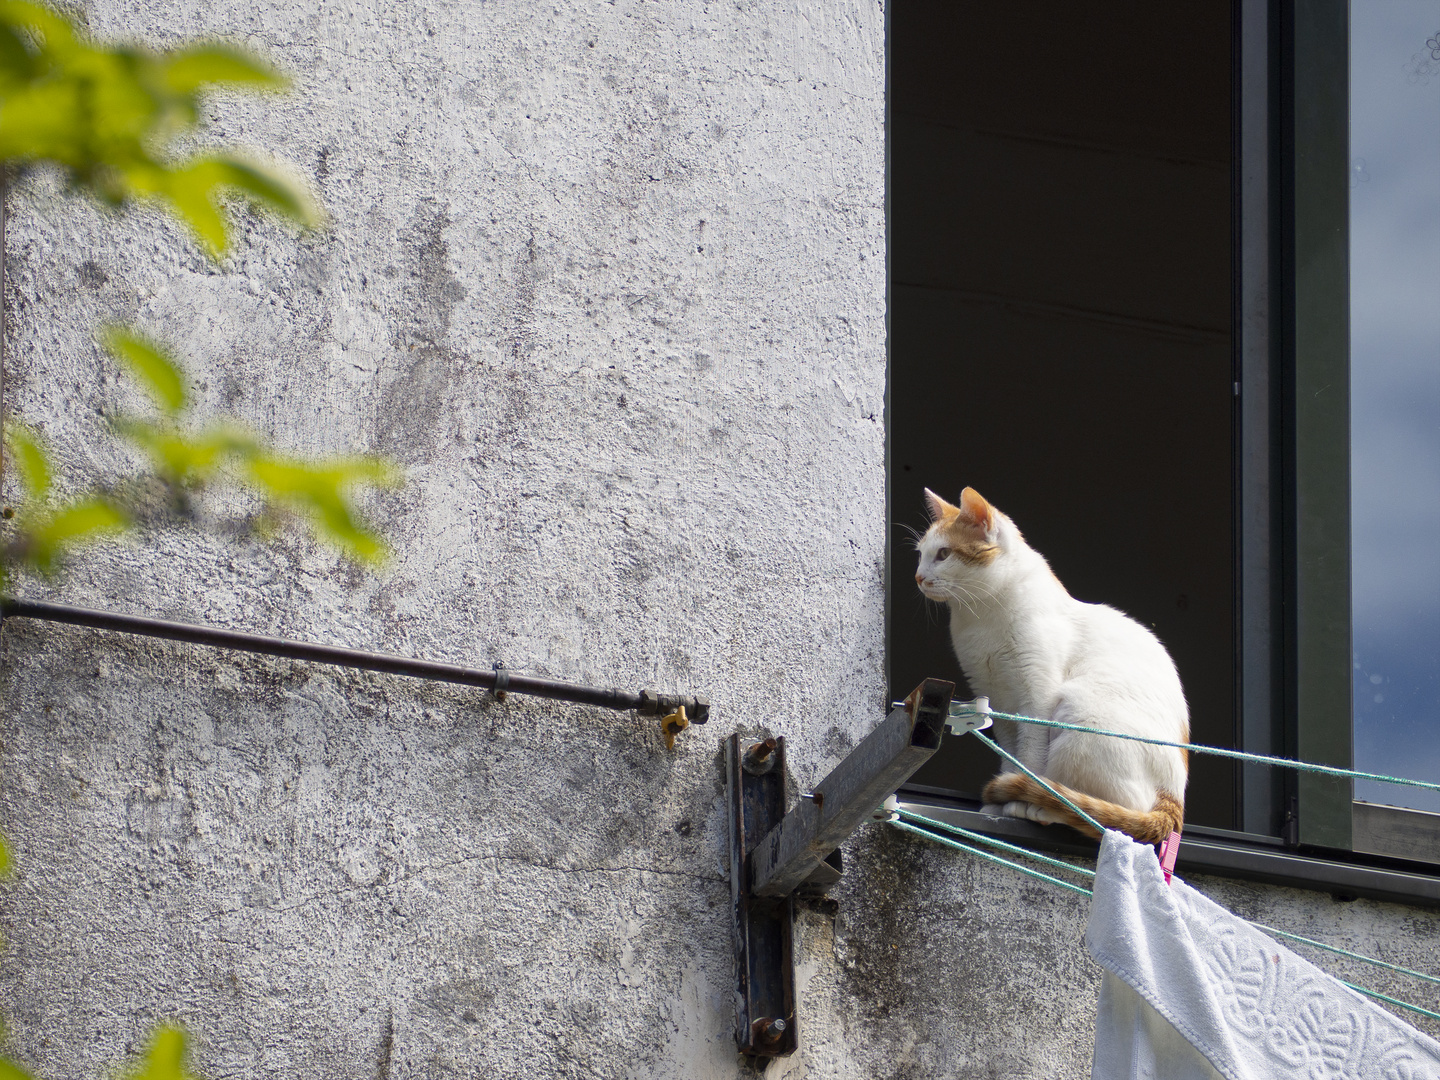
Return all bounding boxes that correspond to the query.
[0,25,37,86]
[0,1057,37,1080]
[0,1,78,53]
[4,422,51,498]
[26,497,128,574]
[130,1026,187,1080]
[114,419,250,485]
[0,3,321,262]
[0,81,83,162]
[205,154,320,228]
[161,45,285,93]
[158,164,230,256]
[244,454,395,563]
[101,327,187,414]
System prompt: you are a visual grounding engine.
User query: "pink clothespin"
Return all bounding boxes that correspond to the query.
[1158,831,1181,884]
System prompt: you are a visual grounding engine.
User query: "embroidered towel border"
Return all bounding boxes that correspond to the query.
[1085,830,1440,1080]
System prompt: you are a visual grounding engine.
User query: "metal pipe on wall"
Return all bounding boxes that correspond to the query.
[0,597,709,721]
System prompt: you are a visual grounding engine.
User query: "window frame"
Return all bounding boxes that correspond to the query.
[891,0,1440,902]
[1281,0,1353,854]
[1292,0,1440,867]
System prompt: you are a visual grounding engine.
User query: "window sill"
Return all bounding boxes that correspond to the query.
[896,795,1440,909]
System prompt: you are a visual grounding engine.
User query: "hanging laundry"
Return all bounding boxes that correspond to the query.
[1086,831,1440,1080]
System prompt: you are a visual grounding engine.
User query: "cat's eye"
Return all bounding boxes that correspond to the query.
[936,547,951,561]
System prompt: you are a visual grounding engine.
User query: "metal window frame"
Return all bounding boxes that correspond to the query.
[1236,0,1288,839]
[889,0,1440,896]
[1281,0,1353,852]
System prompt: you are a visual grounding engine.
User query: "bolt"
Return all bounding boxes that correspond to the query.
[752,1016,787,1044]
[742,737,778,775]
[799,791,823,808]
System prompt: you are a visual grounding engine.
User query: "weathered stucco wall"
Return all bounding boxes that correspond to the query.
[2,2,1438,1078]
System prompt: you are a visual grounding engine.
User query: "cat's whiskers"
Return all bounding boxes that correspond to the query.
[914,590,944,629]
[933,582,979,616]
[897,522,925,549]
[935,578,999,617]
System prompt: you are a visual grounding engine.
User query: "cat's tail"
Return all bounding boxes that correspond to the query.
[981,773,1183,845]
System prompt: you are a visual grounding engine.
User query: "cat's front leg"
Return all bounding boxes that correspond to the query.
[1015,716,1051,775]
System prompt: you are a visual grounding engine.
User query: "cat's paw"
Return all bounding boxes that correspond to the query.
[979,803,1006,818]
[1003,800,1036,821]
[1019,802,1064,825]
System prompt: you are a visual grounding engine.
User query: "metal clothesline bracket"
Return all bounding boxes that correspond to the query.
[944,696,993,735]
[725,678,953,1058]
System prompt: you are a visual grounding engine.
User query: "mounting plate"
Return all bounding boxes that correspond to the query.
[723,679,955,1058]
[726,733,797,1056]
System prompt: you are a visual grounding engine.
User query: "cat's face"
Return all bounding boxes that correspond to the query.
[914,487,1003,604]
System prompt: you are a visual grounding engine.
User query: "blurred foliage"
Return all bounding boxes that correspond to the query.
[124,1027,197,1080]
[0,328,395,575]
[0,7,392,1070]
[0,1024,199,1079]
[0,0,319,256]
[0,4,394,574]
[0,421,127,585]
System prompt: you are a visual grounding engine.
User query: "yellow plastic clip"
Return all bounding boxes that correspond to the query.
[660,705,690,750]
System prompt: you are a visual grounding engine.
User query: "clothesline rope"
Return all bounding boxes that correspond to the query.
[889,809,1440,1026]
[1254,924,1440,990]
[887,695,1440,1025]
[969,728,1107,834]
[895,807,1440,990]
[889,818,1095,897]
[897,806,1096,880]
[1337,982,1440,1025]
[970,705,1440,795]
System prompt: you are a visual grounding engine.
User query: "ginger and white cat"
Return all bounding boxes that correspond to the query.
[914,487,1188,843]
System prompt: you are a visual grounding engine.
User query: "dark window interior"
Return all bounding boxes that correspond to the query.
[890,3,1238,829]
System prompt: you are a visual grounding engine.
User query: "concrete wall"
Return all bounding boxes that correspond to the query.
[1,2,1436,1078]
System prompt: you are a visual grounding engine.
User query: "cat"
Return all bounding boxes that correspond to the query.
[914,486,1188,843]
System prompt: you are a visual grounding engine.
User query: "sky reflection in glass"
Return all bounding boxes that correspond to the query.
[1350,1,1440,813]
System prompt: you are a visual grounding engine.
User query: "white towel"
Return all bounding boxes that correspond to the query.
[1085,830,1440,1080]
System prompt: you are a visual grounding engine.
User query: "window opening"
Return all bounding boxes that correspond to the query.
[887,2,1238,829]
[890,0,1440,891]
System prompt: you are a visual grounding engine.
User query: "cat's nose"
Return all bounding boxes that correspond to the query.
[915,573,925,585]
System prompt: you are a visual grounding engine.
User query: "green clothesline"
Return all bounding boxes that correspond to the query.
[884,696,1440,1026]
[960,703,1440,795]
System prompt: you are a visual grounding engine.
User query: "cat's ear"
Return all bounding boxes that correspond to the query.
[957,487,996,533]
[924,488,957,522]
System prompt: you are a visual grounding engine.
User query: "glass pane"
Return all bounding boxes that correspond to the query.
[1350,1,1440,813]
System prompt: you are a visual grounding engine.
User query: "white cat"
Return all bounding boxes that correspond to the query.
[914,487,1188,842]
